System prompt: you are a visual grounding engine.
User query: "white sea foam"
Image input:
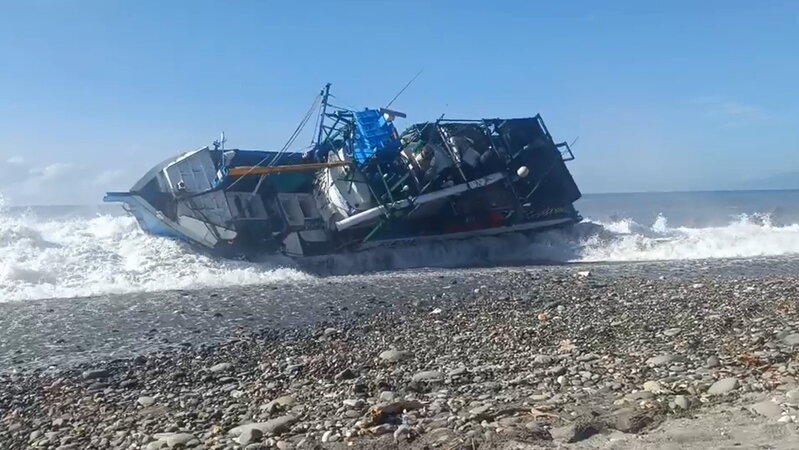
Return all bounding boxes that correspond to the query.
[578,213,799,262]
[2,195,799,301]
[0,200,309,302]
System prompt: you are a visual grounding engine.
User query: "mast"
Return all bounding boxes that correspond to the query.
[315,83,332,147]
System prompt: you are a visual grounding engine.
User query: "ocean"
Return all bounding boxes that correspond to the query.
[1,189,798,302]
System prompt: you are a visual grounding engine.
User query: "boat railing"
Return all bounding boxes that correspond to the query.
[556,142,575,161]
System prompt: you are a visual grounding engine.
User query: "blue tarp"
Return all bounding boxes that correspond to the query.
[351,109,401,166]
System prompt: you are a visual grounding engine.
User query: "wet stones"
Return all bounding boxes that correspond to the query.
[7,271,799,449]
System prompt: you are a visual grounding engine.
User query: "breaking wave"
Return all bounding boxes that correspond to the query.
[0,200,310,302]
[304,213,799,275]
[2,197,798,301]
[576,213,799,262]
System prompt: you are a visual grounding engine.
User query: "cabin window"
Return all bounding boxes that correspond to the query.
[234,196,246,217]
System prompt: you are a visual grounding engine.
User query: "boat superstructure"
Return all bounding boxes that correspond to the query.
[105,84,582,258]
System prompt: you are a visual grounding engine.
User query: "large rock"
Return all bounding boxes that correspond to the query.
[229,415,298,437]
[524,421,553,440]
[625,391,655,401]
[643,380,670,394]
[707,377,738,395]
[785,389,799,406]
[448,366,468,377]
[646,354,680,367]
[147,433,200,449]
[412,370,444,383]
[663,328,682,337]
[782,334,799,346]
[81,369,110,380]
[166,433,199,448]
[613,410,652,433]
[335,368,357,380]
[342,399,365,409]
[238,427,264,445]
[552,420,601,443]
[209,362,233,373]
[749,400,781,418]
[379,350,413,362]
[137,396,156,407]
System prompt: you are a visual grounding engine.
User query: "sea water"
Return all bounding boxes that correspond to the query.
[1,190,798,302]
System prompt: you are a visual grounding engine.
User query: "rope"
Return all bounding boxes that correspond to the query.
[224,94,322,191]
[385,69,423,109]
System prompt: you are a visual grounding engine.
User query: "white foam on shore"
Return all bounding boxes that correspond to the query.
[577,213,799,262]
[2,194,799,301]
[0,200,309,302]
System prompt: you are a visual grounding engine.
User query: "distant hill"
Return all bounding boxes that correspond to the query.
[739,172,799,191]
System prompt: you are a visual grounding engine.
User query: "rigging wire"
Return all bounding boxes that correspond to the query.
[385,69,423,109]
[224,93,322,191]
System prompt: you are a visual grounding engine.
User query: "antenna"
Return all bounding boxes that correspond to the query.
[212,131,227,150]
[385,69,423,109]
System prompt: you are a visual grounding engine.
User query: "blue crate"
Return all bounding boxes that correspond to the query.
[352,109,400,166]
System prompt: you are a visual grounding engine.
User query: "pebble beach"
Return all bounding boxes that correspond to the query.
[2,260,799,449]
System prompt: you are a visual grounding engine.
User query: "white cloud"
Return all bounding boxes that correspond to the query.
[0,157,134,205]
[93,169,124,186]
[691,96,764,117]
[717,100,760,116]
[28,162,74,181]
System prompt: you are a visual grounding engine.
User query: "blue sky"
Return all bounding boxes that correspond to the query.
[0,0,797,205]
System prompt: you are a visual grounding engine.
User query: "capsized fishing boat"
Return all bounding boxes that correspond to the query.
[105,84,582,258]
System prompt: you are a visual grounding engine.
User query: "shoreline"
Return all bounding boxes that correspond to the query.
[2,265,799,448]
